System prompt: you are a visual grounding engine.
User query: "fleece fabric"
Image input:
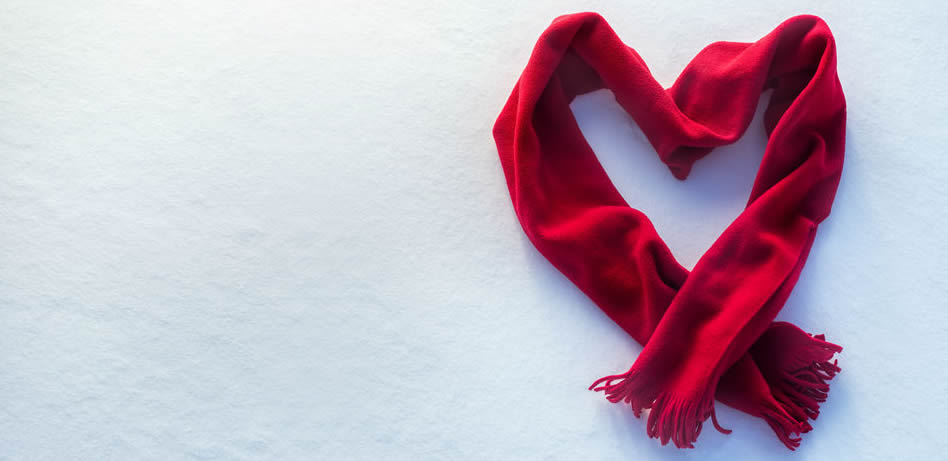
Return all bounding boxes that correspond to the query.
[493,12,846,449]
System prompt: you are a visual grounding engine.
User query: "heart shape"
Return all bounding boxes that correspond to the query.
[492,13,846,450]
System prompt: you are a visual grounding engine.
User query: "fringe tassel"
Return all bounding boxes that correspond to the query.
[773,337,841,421]
[590,326,841,450]
[759,403,806,449]
[754,325,842,449]
[589,370,730,449]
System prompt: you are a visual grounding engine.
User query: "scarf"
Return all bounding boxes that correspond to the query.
[492,13,846,449]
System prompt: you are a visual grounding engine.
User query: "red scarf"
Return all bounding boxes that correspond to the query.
[492,13,846,449]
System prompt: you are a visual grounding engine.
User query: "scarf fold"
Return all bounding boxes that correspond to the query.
[492,13,846,449]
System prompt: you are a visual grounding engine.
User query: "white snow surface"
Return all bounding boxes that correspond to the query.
[1,1,946,459]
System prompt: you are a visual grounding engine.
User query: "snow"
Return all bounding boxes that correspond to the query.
[1,1,946,459]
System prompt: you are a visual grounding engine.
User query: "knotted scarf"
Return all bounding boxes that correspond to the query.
[492,13,846,449]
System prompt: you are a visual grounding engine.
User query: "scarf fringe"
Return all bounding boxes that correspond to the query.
[773,334,841,418]
[590,331,841,450]
[762,332,842,449]
[760,403,806,449]
[589,370,731,448]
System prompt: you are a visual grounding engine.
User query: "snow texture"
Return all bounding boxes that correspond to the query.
[1,1,946,459]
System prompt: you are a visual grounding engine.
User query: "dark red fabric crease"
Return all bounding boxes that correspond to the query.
[492,13,846,449]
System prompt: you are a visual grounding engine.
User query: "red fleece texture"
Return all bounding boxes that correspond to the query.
[492,13,846,449]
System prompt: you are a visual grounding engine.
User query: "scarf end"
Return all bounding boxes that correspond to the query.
[754,324,843,449]
[771,336,841,421]
[760,404,806,450]
[590,369,730,448]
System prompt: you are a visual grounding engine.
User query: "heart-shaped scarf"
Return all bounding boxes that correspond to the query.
[492,13,846,449]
